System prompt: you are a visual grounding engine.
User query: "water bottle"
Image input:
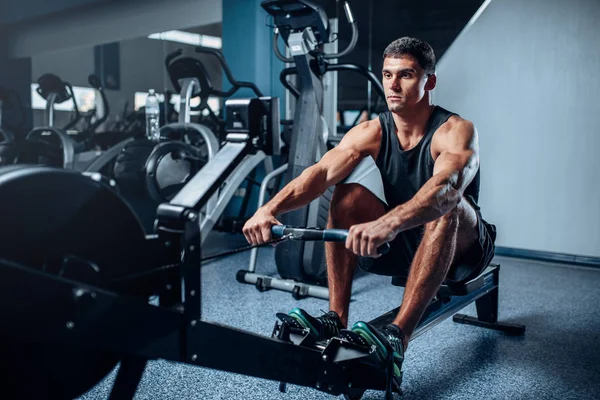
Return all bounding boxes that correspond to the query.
[145,89,160,141]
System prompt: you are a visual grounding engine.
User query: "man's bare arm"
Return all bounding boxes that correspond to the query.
[243,119,381,244]
[382,119,480,233]
[262,120,381,216]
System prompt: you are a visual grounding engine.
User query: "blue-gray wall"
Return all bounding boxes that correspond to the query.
[221,0,286,218]
[222,0,285,100]
[434,0,600,257]
[0,0,102,26]
[6,0,221,58]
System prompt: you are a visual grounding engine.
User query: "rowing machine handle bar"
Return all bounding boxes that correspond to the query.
[272,225,390,255]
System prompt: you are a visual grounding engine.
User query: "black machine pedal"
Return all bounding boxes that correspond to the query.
[335,331,402,400]
[273,313,315,347]
[272,313,314,394]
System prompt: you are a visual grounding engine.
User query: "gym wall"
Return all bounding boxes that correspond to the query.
[433,0,600,259]
[0,40,33,132]
[0,0,101,26]
[6,0,221,59]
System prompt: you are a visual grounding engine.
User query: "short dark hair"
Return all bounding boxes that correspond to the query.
[383,37,436,75]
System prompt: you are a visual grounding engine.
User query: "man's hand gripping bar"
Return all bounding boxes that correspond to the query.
[272,225,391,256]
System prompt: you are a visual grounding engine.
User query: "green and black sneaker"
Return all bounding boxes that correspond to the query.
[277,308,344,342]
[340,321,405,381]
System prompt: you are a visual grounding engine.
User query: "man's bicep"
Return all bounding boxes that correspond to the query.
[433,121,479,192]
[317,119,380,186]
[316,146,364,186]
[433,150,478,192]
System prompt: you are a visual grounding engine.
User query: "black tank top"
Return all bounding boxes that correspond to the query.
[376,106,480,209]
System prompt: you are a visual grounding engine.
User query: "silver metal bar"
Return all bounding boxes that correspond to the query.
[46,92,57,127]
[226,133,250,142]
[343,1,354,23]
[178,78,200,124]
[248,163,288,272]
[200,152,267,243]
[159,122,220,161]
[240,272,329,300]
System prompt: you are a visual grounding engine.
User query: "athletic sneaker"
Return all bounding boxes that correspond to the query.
[285,308,344,342]
[341,321,405,379]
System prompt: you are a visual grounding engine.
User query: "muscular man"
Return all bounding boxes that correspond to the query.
[243,37,496,380]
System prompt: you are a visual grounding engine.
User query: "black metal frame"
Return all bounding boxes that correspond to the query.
[0,243,524,400]
[280,63,385,101]
[369,265,525,339]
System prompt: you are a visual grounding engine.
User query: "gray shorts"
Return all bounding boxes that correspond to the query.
[341,157,496,284]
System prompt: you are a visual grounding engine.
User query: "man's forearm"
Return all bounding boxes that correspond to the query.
[262,166,328,216]
[384,172,462,233]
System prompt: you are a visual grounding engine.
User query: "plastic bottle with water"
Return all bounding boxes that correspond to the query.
[145,89,160,141]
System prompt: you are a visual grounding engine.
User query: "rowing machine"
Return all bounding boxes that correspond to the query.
[0,98,523,400]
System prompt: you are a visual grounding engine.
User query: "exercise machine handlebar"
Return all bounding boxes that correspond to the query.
[165,48,183,69]
[280,62,385,100]
[323,2,357,60]
[272,28,293,63]
[265,0,358,63]
[61,82,82,131]
[195,46,264,98]
[86,74,110,133]
[271,225,390,255]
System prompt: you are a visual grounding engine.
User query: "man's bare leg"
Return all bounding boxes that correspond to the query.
[391,198,479,349]
[326,183,386,327]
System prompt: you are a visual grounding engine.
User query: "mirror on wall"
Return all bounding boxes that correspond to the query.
[29,23,223,140]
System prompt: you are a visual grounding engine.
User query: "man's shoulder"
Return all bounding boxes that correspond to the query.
[436,113,475,137]
[336,116,383,159]
[432,113,477,155]
[352,115,383,137]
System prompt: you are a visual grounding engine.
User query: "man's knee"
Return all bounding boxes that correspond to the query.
[423,198,478,251]
[329,183,385,225]
[424,205,460,233]
[424,197,478,234]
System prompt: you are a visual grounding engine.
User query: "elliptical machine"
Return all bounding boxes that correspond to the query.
[71,74,137,174]
[268,0,356,286]
[116,46,270,236]
[238,0,386,299]
[18,73,128,174]
[142,46,261,204]
[19,74,81,168]
[147,46,274,240]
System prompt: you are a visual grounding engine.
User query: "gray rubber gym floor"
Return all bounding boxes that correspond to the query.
[80,233,600,399]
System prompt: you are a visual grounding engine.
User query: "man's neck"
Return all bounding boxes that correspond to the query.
[391,100,435,139]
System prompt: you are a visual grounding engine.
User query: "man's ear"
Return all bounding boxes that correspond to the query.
[425,73,437,91]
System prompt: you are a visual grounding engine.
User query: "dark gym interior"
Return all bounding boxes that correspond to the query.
[0,0,598,399]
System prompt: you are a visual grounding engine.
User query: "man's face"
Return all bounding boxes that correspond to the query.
[382,56,434,113]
